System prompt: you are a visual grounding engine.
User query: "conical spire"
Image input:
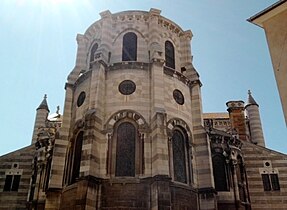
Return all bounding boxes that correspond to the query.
[37,94,50,112]
[245,90,258,107]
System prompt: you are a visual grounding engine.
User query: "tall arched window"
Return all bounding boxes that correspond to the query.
[165,41,175,69]
[122,32,137,61]
[71,131,83,183]
[90,43,98,63]
[172,129,187,183]
[212,154,229,191]
[115,122,136,176]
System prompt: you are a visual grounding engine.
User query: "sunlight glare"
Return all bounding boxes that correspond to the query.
[32,0,75,7]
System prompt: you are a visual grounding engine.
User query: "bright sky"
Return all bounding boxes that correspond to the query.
[0,0,286,156]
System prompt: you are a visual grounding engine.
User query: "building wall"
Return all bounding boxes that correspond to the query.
[2,8,287,210]
[263,8,287,124]
[0,145,34,210]
[53,8,216,210]
[249,2,287,125]
[242,141,287,209]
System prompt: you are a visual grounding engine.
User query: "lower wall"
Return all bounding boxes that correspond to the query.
[171,184,198,210]
[59,184,78,210]
[59,176,199,210]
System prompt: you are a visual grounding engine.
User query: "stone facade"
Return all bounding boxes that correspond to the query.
[248,0,287,125]
[0,146,34,210]
[0,8,287,210]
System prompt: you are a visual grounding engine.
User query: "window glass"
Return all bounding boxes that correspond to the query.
[115,122,136,176]
[71,131,83,183]
[172,130,187,183]
[90,43,98,62]
[3,175,21,191]
[165,41,175,69]
[122,32,137,61]
[11,175,21,191]
[3,175,13,191]
[212,155,229,191]
[270,174,280,191]
[262,174,271,191]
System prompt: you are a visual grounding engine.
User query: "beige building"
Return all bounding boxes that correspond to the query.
[248,0,287,125]
[0,8,287,210]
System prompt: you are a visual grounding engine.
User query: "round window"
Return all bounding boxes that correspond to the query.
[173,89,184,105]
[119,80,136,95]
[77,91,86,107]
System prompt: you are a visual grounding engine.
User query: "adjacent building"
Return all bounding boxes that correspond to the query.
[248,0,287,125]
[0,8,287,210]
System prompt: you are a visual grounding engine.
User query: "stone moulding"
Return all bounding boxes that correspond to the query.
[108,61,149,71]
[163,66,201,88]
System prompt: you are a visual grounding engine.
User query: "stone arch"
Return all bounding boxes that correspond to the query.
[161,32,178,48]
[72,119,85,136]
[105,110,148,176]
[84,22,102,40]
[112,28,148,45]
[88,39,100,61]
[166,118,192,141]
[105,109,149,133]
[167,118,193,184]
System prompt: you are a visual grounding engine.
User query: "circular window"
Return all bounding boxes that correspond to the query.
[119,80,136,95]
[77,91,86,107]
[173,89,184,105]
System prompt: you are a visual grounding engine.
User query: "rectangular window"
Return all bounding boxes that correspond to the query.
[3,175,13,191]
[3,175,21,192]
[270,174,280,191]
[261,174,271,191]
[261,173,280,191]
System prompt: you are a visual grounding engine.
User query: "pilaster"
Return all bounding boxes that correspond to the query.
[49,84,73,188]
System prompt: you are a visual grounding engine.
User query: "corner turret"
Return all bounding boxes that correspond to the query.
[31,95,50,144]
[245,90,265,147]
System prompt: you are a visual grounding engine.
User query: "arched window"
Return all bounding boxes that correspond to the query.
[71,131,83,183]
[212,154,229,191]
[172,129,187,183]
[122,32,137,61]
[165,41,175,69]
[115,122,136,176]
[90,43,98,63]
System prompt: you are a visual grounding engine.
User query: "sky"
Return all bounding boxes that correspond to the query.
[0,0,286,156]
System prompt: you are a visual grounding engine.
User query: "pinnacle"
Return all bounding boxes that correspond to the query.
[37,94,50,112]
[246,90,258,107]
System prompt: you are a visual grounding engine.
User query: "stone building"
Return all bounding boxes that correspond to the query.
[0,8,287,210]
[248,0,287,125]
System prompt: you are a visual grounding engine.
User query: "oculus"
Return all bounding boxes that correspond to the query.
[173,89,184,105]
[77,91,86,107]
[119,80,136,95]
